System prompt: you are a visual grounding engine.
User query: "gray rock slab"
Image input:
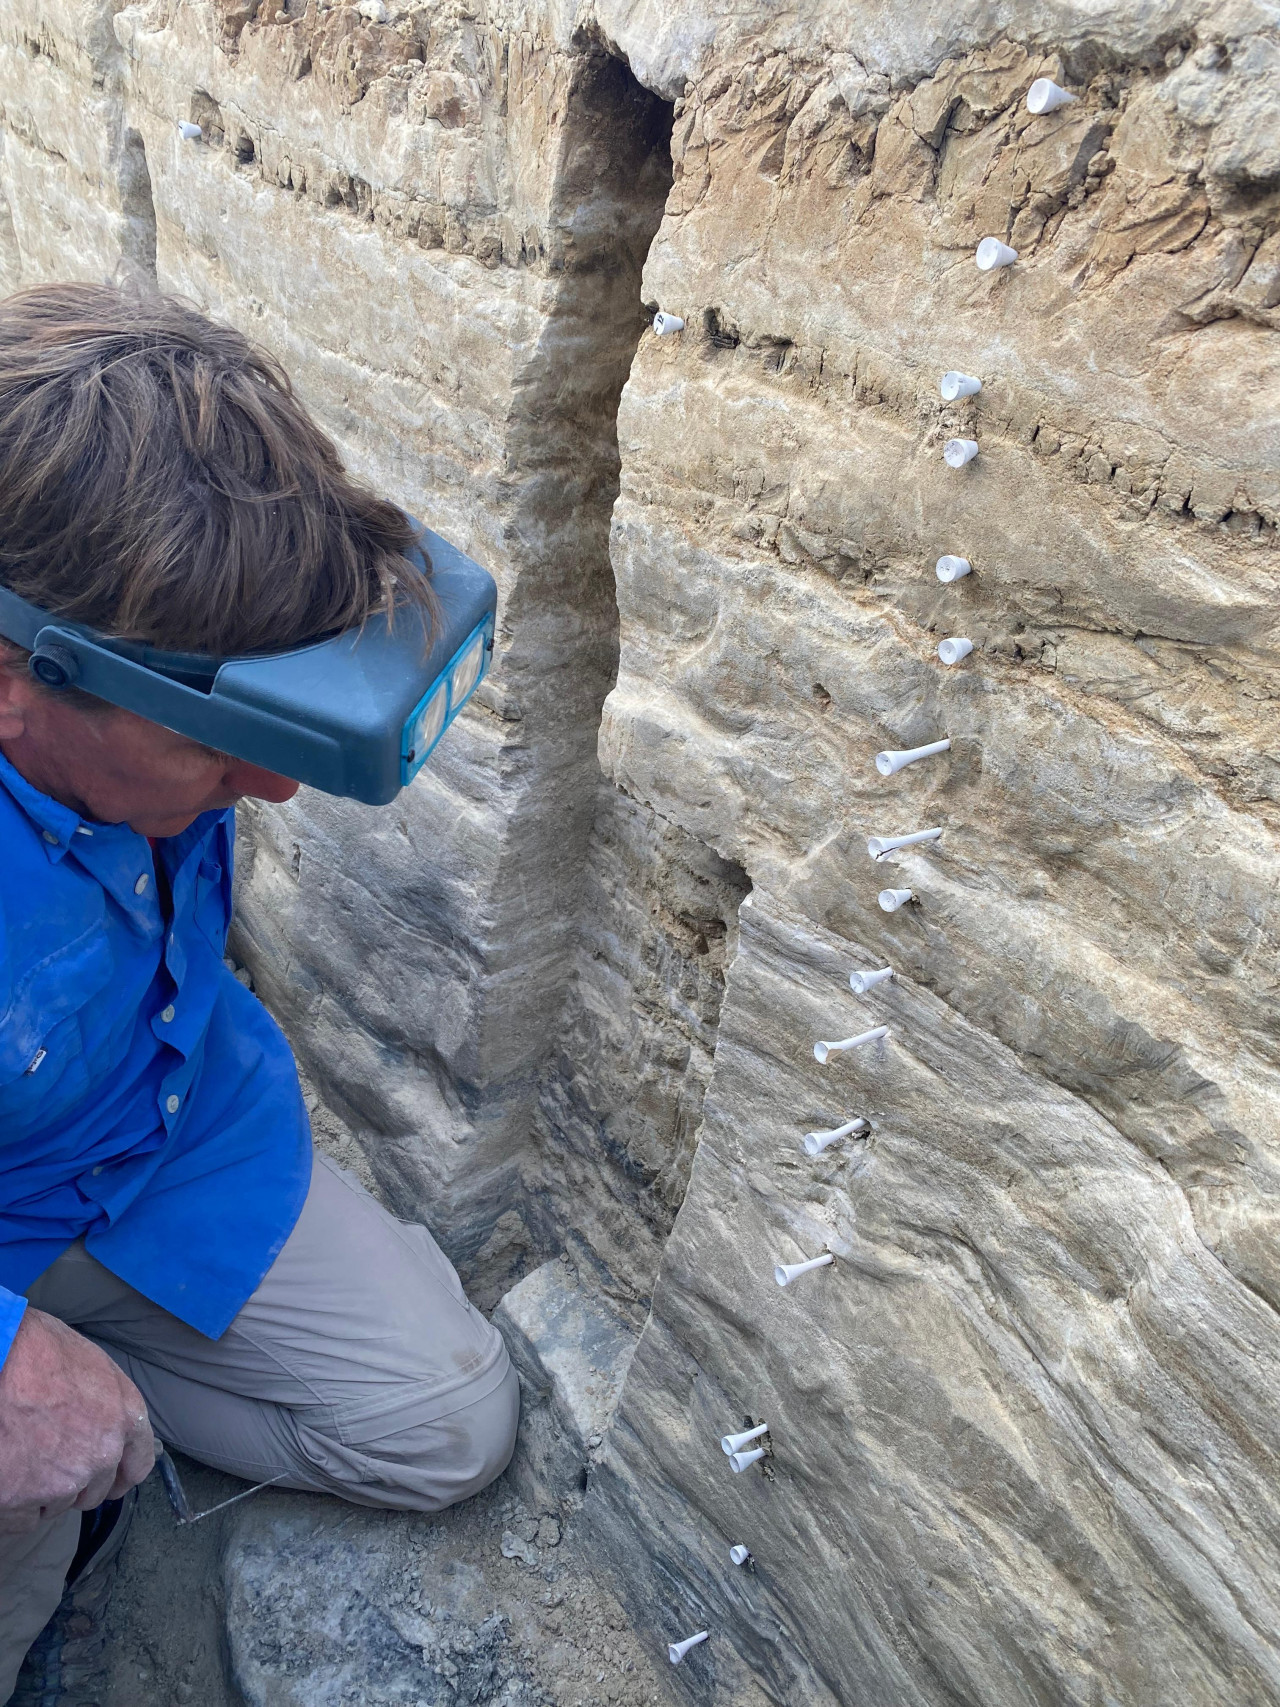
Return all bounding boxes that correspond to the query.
[494,1259,639,1515]
[226,1511,542,1707]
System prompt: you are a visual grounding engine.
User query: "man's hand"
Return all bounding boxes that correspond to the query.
[0,1307,154,1534]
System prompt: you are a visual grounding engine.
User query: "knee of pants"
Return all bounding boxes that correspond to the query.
[310,1356,521,1514]
[456,1358,521,1493]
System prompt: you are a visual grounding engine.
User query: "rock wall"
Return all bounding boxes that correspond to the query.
[527,785,750,1312]
[3,0,1280,1702]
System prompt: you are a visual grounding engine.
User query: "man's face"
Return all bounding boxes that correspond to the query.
[0,660,300,837]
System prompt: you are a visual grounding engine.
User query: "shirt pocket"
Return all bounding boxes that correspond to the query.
[0,930,111,1139]
[0,1011,91,1142]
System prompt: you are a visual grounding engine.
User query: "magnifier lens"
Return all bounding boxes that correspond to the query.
[408,683,447,762]
[449,632,486,707]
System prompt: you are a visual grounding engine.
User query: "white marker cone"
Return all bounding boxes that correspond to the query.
[875,737,951,777]
[1027,77,1076,115]
[936,554,972,582]
[940,371,981,401]
[814,1025,889,1064]
[944,437,979,468]
[867,827,943,860]
[729,1544,751,1566]
[849,966,893,995]
[975,237,1018,271]
[938,637,974,666]
[721,1423,768,1456]
[729,1447,766,1472]
[803,1116,869,1156]
[775,1253,834,1288]
[669,1631,709,1665]
[653,311,684,335]
[178,121,203,141]
[879,888,913,912]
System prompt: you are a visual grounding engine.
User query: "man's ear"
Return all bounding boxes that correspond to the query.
[0,653,33,741]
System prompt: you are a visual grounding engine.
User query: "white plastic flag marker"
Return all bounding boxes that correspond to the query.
[730,1447,766,1472]
[729,1544,751,1567]
[178,121,203,141]
[875,737,951,777]
[669,1632,709,1665]
[653,311,685,335]
[775,1253,834,1288]
[1027,77,1076,114]
[975,237,1018,271]
[849,966,893,995]
[938,637,974,666]
[936,554,972,582]
[814,1025,889,1065]
[944,437,980,468]
[867,827,942,860]
[879,888,913,913]
[803,1116,869,1156]
[721,1423,768,1456]
[940,371,982,401]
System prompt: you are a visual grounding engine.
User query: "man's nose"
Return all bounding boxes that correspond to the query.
[222,760,301,804]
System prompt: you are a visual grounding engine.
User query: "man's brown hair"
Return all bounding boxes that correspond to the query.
[0,282,430,657]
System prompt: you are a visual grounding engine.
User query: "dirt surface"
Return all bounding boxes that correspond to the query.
[98,1450,244,1707]
[91,1454,673,1707]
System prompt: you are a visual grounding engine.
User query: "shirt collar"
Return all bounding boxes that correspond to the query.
[0,750,86,861]
[0,749,228,886]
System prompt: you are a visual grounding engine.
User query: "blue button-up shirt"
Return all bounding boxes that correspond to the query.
[0,751,311,1360]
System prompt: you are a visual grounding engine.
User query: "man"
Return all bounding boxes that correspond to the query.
[0,283,518,1702]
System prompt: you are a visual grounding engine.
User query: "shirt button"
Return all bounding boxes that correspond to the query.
[135,874,150,895]
[42,830,58,845]
[166,1094,180,1114]
[161,1005,176,1024]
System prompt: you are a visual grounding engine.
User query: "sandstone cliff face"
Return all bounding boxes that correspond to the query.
[588,13,1280,1702]
[2,1,1279,1702]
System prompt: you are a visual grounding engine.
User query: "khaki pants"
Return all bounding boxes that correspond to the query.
[0,1151,518,1701]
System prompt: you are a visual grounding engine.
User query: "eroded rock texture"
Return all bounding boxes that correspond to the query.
[587,10,1280,1705]
[2,0,1279,1702]
[527,787,750,1311]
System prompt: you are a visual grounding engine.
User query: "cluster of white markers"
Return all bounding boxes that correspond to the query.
[655,71,1077,1672]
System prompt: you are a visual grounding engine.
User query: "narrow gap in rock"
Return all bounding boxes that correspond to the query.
[118,128,157,283]
[500,49,758,1531]
[224,43,675,1345]
[437,49,686,1338]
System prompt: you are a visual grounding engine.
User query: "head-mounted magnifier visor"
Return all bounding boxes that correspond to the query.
[0,521,497,807]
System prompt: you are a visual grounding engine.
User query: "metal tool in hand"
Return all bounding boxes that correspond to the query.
[154,1439,288,1526]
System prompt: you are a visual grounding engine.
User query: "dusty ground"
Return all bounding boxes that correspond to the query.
[92,1449,674,1707]
[97,1452,243,1707]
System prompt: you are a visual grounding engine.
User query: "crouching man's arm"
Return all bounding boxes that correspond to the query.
[0,1298,153,1535]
